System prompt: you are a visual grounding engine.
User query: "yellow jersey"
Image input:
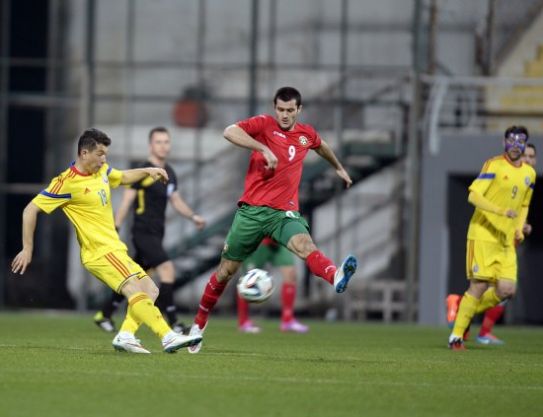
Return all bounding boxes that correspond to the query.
[32,163,127,264]
[467,154,535,246]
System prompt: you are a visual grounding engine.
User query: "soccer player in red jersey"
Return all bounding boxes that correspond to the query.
[186,86,358,353]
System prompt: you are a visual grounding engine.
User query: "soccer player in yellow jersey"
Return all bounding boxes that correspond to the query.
[11,128,202,353]
[448,125,536,350]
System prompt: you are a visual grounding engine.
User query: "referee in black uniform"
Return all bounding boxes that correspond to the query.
[94,126,206,333]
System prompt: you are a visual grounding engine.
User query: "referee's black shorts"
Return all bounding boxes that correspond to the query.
[132,232,169,270]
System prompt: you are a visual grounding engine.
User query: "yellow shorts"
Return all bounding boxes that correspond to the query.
[85,250,149,293]
[465,239,517,282]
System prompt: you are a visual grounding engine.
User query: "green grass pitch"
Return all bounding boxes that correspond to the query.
[1,312,542,417]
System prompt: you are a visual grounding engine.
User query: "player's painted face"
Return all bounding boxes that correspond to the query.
[274,99,301,131]
[504,132,527,162]
[522,146,537,168]
[149,131,171,160]
[82,144,108,174]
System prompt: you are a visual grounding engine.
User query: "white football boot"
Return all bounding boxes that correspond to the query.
[187,323,207,354]
[112,331,151,354]
[333,255,358,293]
[162,330,202,353]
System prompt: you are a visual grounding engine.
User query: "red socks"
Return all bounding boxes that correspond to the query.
[195,273,227,328]
[479,304,506,336]
[281,281,296,322]
[237,294,249,325]
[306,250,336,284]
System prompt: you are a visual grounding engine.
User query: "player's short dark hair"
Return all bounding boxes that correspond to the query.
[77,128,111,155]
[504,125,529,139]
[148,126,170,142]
[273,87,302,107]
[526,143,536,153]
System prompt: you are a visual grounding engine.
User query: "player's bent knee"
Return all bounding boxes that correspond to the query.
[287,234,316,259]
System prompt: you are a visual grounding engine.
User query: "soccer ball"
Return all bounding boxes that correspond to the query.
[237,268,274,303]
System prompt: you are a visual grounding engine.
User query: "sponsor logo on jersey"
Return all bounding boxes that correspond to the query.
[298,136,308,146]
[273,130,287,139]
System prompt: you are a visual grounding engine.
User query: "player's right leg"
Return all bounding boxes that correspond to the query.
[133,235,186,332]
[189,205,265,353]
[449,280,487,350]
[189,257,242,353]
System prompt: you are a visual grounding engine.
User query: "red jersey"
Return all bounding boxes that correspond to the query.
[237,114,322,211]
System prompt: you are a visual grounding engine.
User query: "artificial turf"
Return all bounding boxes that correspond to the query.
[0,312,542,417]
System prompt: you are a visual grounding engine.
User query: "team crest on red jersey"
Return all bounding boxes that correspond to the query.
[298,136,308,146]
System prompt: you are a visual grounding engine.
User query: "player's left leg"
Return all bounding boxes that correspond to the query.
[269,213,357,293]
[188,257,243,353]
[476,246,517,345]
[87,251,202,353]
[477,278,516,345]
[285,232,357,293]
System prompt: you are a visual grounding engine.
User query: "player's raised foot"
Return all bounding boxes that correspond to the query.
[187,323,207,354]
[239,320,261,334]
[448,335,465,351]
[445,294,461,328]
[333,255,358,293]
[162,330,202,353]
[93,311,116,333]
[280,319,309,333]
[112,331,150,354]
[476,333,504,345]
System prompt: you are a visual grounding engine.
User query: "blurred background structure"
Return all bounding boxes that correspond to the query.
[1,0,543,325]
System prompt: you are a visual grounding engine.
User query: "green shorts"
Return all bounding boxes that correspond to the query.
[243,241,295,272]
[222,204,310,262]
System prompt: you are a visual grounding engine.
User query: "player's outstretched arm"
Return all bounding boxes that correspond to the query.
[11,202,42,275]
[223,124,277,169]
[120,167,169,186]
[468,191,516,217]
[314,140,352,188]
[114,188,137,230]
[170,192,206,230]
